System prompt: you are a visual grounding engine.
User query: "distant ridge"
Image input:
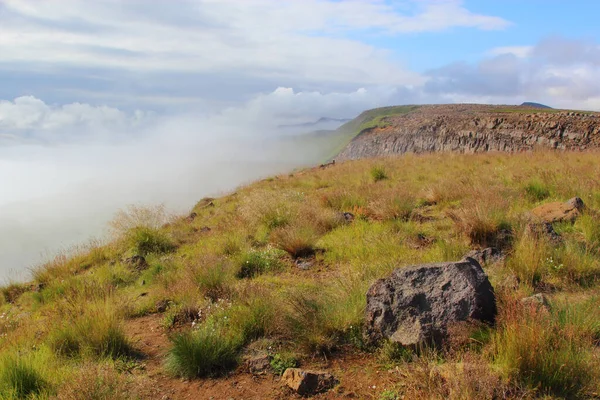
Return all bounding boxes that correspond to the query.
[521,102,552,109]
[336,103,600,160]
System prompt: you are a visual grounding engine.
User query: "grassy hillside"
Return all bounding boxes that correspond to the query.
[2,151,600,399]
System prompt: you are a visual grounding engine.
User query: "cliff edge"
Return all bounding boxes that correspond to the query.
[336,104,600,160]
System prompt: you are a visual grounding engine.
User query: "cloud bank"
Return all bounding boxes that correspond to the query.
[0,86,421,279]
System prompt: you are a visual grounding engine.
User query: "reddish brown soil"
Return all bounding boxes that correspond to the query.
[125,315,397,399]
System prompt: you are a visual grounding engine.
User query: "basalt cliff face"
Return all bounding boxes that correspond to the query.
[336,104,600,161]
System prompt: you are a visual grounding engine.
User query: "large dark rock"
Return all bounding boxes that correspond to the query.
[364,258,496,346]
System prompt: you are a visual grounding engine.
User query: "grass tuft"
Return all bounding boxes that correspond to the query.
[370,166,388,182]
[270,225,319,258]
[124,226,176,256]
[0,353,50,399]
[165,324,241,378]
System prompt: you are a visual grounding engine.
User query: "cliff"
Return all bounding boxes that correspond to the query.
[336,104,600,160]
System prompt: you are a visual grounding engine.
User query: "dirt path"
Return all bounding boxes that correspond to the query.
[125,315,397,399]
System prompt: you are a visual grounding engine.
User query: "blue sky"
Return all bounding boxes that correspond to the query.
[2,0,600,118]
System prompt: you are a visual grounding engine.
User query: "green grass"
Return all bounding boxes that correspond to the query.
[124,226,176,256]
[236,248,285,278]
[0,353,51,399]
[370,166,388,182]
[524,179,551,202]
[165,324,242,378]
[492,303,595,397]
[270,353,298,375]
[48,303,133,359]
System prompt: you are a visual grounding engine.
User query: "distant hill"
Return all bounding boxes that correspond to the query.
[521,102,552,109]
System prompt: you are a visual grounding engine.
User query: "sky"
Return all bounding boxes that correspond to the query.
[1,0,600,279]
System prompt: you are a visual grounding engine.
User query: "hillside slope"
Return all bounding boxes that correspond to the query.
[2,151,600,399]
[336,104,600,160]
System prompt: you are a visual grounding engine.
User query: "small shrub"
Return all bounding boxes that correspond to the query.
[270,225,318,258]
[270,353,298,376]
[236,248,284,278]
[0,354,49,399]
[524,179,551,202]
[371,166,388,182]
[165,324,241,378]
[124,226,176,256]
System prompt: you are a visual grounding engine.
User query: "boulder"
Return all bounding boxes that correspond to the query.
[531,197,584,223]
[365,258,496,346]
[463,247,503,266]
[282,368,337,395]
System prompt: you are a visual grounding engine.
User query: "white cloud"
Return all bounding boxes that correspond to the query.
[0,0,507,88]
[426,37,600,110]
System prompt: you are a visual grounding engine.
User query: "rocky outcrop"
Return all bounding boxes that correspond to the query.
[337,104,600,160]
[364,258,496,346]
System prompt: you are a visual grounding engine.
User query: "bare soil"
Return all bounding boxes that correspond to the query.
[125,315,397,399]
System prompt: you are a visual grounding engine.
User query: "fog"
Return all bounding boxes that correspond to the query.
[0,107,345,281]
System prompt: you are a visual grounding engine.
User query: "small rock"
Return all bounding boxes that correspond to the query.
[463,247,503,266]
[155,299,171,313]
[295,258,314,270]
[282,368,338,395]
[531,197,584,223]
[186,212,197,223]
[521,293,550,309]
[246,354,271,375]
[124,255,149,271]
[199,226,211,233]
[342,212,355,222]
